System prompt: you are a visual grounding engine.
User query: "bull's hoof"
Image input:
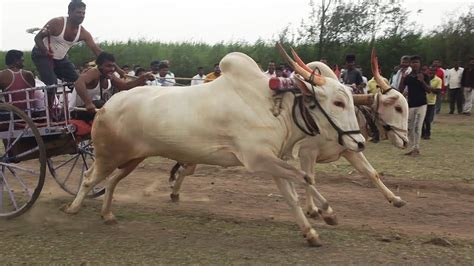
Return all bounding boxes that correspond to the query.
[104,218,118,225]
[304,229,323,247]
[323,214,339,226]
[392,197,407,208]
[306,209,321,220]
[60,204,78,215]
[170,193,180,202]
[102,214,118,225]
[307,237,323,247]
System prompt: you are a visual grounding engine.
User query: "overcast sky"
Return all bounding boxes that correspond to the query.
[0,0,471,51]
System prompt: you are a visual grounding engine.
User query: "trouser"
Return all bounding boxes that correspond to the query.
[463,87,473,113]
[31,47,79,87]
[422,105,435,137]
[32,47,79,109]
[408,105,427,150]
[434,91,442,114]
[70,100,106,123]
[448,88,463,113]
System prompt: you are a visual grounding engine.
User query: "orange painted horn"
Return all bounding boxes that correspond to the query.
[276,43,325,86]
[371,48,391,93]
[290,47,314,74]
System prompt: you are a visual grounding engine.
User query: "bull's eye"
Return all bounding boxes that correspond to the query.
[333,101,345,108]
[395,106,403,113]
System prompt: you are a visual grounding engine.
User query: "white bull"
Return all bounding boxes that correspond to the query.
[300,56,409,218]
[63,47,365,247]
[165,49,409,226]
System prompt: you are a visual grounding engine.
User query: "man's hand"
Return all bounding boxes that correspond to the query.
[85,102,97,113]
[417,73,425,82]
[138,72,156,84]
[401,69,409,78]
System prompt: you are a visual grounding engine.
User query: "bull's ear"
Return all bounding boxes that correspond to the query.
[293,74,313,96]
[382,94,399,106]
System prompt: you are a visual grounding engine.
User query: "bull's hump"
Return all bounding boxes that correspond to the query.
[220,52,266,81]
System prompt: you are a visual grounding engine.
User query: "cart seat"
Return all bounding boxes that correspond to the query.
[69,119,92,136]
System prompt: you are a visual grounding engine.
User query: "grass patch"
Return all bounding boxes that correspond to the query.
[316,105,474,181]
[1,203,473,264]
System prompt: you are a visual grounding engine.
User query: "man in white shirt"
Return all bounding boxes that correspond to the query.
[161,59,175,79]
[446,61,464,114]
[264,61,276,78]
[191,67,205,86]
[154,62,175,87]
[390,55,412,92]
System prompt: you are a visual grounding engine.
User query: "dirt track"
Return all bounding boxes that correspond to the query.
[1,158,473,264]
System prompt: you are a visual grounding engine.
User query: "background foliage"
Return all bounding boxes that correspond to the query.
[1,0,472,81]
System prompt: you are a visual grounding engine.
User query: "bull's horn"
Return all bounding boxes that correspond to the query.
[290,47,326,86]
[276,43,325,87]
[353,94,375,106]
[290,47,314,73]
[276,43,299,73]
[371,48,391,93]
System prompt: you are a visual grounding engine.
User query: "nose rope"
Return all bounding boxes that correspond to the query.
[306,67,362,146]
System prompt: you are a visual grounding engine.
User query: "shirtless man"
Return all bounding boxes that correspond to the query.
[0,50,36,110]
[31,0,104,87]
[71,52,153,121]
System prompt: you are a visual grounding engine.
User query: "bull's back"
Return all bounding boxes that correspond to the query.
[93,84,280,165]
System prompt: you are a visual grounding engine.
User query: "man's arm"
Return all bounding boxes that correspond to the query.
[74,68,100,112]
[81,30,129,79]
[80,28,102,57]
[418,73,431,92]
[431,78,442,94]
[34,18,61,56]
[110,73,154,91]
[461,70,467,87]
[0,70,8,90]
[398,71,408,92]
[22,71,36,88]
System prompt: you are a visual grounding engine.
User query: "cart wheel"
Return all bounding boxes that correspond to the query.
[47,139,105,198]
[0,103,46,219]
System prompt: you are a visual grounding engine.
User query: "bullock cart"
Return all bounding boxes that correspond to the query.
[0,83,103,218]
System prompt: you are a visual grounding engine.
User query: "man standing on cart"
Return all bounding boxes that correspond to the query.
[31,1,101,87]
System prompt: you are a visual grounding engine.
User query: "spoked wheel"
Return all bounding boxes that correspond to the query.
[0,103,46,219]
[47,138,105,198]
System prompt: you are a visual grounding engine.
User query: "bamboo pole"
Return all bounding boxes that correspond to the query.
[125,74,203,81]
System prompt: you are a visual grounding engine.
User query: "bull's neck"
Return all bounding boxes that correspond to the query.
[277,93,309,158]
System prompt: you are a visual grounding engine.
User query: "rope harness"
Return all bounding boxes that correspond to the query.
[304,68,362,146]
[373,88,408,140]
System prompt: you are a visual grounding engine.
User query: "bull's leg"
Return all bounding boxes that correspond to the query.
[273,177,322,247]
[342,151,406,207]
[169,162,183,187]
[298,146,321,219]
[64,161,115,214]
[298,147,336,225]
[170,164,197,202]
[101,158,145,224]
[143,161,184,197]
[243,152,336,246]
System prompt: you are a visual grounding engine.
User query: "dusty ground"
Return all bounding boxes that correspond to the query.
[1,158,473,264]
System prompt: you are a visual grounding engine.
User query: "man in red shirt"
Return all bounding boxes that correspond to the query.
[431,59,446,114]
[0,50,36,110]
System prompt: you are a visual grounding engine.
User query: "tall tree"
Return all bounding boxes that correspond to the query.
[298,0,412,57]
